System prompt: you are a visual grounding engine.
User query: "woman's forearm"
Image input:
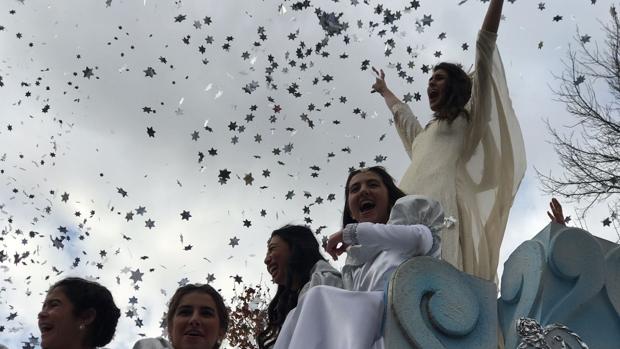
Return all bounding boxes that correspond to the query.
[481,0,504,34]
[382,88,402,111]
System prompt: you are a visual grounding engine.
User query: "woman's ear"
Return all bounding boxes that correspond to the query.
[80,308,96,326]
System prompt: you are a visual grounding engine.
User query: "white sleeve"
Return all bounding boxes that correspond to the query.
[298,261,343,297]
[345,222,433,257]
[391,102,423,159]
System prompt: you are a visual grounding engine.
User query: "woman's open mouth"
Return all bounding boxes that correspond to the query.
[359,200,376,214]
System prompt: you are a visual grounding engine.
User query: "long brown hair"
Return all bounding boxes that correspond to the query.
[257,225,325,349]
[432,62,472,123]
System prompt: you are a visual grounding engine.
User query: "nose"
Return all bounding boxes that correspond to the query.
[189,310,200,325]
[38,309,46,320]
[264,253,271,266]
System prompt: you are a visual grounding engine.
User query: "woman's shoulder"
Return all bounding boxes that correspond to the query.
[312,259,339,274]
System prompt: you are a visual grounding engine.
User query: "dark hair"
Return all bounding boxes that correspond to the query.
[257,225,325,349]
[432,62,472,123]
[342,166,406,227]
[167,284,229,348]
[50,277,120,347]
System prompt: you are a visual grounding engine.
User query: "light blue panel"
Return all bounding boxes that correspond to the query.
[499,223,620,349]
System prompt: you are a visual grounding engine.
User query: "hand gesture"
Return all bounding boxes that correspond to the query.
[371,67,388,96]
[547,198,566,226]
[325,230,348,261]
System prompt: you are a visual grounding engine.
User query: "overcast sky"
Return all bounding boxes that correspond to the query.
[1,0,618,348]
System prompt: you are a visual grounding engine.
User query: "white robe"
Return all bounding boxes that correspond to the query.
[393,30,526,281]
[274,196,443,349]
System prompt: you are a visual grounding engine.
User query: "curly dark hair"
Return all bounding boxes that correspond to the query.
[342,166,406,227]
[432,62,472,123]
[257,225,325,349]
[166,283,230,349]
[50,277,120,347]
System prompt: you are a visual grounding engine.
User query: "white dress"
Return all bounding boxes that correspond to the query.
[392,30,526,281]
[273,196,444,349]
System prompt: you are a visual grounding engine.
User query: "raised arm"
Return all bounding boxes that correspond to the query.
[482,0,504,34]
[371,67,401,110]
[371,66,423,158]
[547,198,566,226]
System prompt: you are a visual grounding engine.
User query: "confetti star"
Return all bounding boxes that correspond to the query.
[553,15,563,22]
[145,219,155,229]
[421,14,433,26]
[130,269,144,283]
[146,127,156,137]
[61,192,69,202]
[125,211,134,221]
[117,187,128,197]
[243,173,254,185]
[136,206,147,215]
[285,190,295,200]
[206,274,216,282]
[82,67,94,79]
[143,67,156,77]
[218,169,231,184]
[229,236,240,247]
[180,210,191,220]
[574,75,585,86]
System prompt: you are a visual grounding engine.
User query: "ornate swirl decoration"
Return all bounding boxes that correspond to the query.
[389,256,496,349]
[544,227,605,324]
[499,240,546,349]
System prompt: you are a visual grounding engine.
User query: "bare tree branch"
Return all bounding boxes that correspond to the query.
[538,7,620,217]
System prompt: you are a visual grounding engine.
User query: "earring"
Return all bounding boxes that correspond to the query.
[79,324,85,330]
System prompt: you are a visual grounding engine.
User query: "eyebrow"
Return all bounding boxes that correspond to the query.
[177,305,215,311]
[43,298,61,305]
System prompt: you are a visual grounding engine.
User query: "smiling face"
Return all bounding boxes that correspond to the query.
[428,68,449,112]
[347,171,390,224]
[169,291,224,349]
[38,287,87,349]
[264,235,291,286]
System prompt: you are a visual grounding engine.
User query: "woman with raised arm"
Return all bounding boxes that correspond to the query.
[371,0,525,282]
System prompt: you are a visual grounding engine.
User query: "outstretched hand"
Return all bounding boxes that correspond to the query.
[325,230,348,261]
[371,66,388,96]
[547,198,566,226]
